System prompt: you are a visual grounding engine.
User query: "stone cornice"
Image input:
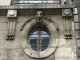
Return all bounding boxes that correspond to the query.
[0,4,75,9]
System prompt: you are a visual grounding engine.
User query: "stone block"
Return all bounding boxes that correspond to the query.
[54,48,72,57]
[4,48,37,60]
[77,2,80,8]
[74,15,79,23]
[65,39,72,47]
[0,31,7,40]
[76,40,80,49]
[16,23,23,31]
[0,23,7,31]
[1,58,15,60]
[78,9,80,15]
[77,49,80,58]
[45,54,54,60]
[0,49,8,59]
[58,39,65,47]
[0,16,8,23]
[78,15,80,20]
[73,8,78,14]
[17,16,34,23]
[75,31,80,39]
[74,23,80,30]
[4,40,21,49]
[55,57,72,60]
[0,39,6,48]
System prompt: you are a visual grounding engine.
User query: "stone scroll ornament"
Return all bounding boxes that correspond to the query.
[20,11,59,31]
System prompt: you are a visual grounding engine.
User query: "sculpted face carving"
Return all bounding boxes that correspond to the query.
[20,10,59,31]
[36,11,43,22]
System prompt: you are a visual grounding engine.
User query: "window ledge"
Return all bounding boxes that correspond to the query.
[0,4,74,9]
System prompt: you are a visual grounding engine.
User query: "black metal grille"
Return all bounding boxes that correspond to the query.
[29,29,50,51]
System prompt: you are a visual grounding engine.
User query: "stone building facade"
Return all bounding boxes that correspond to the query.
[0,0,79,60]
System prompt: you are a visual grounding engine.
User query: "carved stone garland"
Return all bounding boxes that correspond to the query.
[20,11,59,31]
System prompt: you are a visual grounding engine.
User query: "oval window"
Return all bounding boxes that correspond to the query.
[29,27,50,51]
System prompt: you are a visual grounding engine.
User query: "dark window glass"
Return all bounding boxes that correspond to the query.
[30,31,38,51]
[12,0,60,4]
[29,28,50,51]
[66,0,72,4]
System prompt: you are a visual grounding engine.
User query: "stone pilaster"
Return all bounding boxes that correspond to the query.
[73,7,80,60]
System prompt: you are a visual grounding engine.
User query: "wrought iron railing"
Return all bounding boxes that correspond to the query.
[12,0,61,4]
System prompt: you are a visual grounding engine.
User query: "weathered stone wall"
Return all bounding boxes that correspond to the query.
[0,0,77,60]
[0,15,76,60]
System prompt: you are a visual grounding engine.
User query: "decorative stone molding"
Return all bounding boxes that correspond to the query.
[20,11,59,31]
[20,11,59,58]
[7,10,17,17]
[64,18,72,39]
[20,20,59,58]
[6,10,17,40]
[64,9,71,15]
[62,9,72,17]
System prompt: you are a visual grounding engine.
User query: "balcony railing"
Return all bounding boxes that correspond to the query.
[12,0,61,4]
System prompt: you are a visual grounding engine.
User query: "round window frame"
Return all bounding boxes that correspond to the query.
[29,27,50,52]
[20,20,59,58]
